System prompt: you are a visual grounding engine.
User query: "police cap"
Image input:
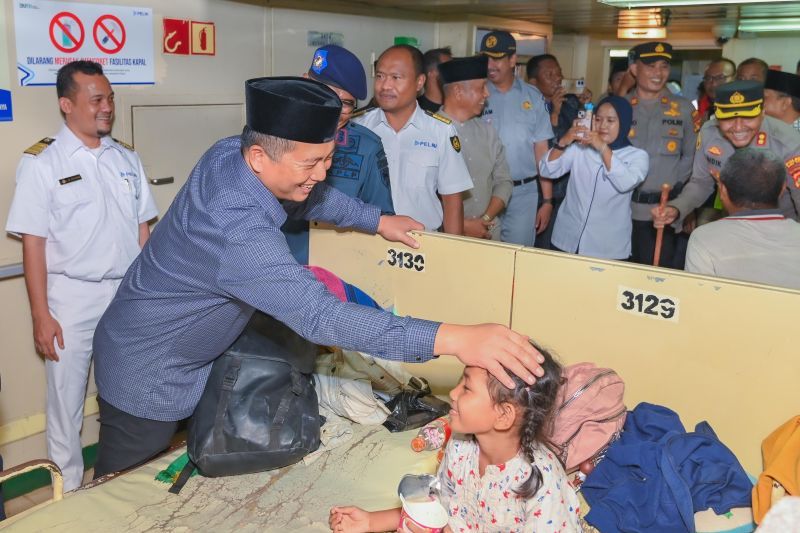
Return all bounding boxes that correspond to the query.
[480,31,516,59]
[438,55,488,84]
[307,45,367,101]
[631,42,673,64]
[715,80,764,120]
[245,77,341,143]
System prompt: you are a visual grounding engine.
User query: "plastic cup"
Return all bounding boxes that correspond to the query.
[398,494,449,533]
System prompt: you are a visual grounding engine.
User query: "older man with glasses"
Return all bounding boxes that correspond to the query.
[282,45,395,264]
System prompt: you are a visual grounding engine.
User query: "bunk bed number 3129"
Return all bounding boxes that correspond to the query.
[616,286,679,323]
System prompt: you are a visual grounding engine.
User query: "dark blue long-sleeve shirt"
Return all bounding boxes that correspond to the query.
[94,136,439,421]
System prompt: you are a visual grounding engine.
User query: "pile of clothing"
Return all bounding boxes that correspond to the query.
[582,403,753,533]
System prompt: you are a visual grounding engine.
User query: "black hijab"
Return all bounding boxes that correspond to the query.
[595,95,633,150]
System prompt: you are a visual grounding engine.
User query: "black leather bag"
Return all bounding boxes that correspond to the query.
[382,376,450,433]
[187,312,321,477]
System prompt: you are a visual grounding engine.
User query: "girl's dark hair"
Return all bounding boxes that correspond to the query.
[486,342,562,499]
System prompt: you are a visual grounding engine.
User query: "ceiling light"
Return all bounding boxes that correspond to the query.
[618,27,668,38]
[601,0,797,7]
[738,18,800,32]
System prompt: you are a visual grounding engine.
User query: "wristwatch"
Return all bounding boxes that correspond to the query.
[542,198,553,205]
[481,214,494,223]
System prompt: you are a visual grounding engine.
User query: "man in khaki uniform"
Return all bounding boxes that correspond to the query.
[437,55,513,240]
[653,80,800,229]
[625,42,697,267]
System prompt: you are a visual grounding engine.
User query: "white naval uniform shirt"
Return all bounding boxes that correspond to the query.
[5,124,158,282]
[685,209,800,289]
[356,104,473,230]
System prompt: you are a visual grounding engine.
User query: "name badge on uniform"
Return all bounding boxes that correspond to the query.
[59,174,82,185]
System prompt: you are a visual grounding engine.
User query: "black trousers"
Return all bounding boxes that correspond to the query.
[93,398,179,479]
[631,220,680,268]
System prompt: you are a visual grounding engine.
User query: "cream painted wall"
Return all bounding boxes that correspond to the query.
[0,1,443,470]
[724,36,800,72]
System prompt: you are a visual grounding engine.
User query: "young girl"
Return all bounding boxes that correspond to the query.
[329,347,582,533]
[540,95,649,260]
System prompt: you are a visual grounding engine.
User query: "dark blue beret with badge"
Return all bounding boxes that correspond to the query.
[307,45,367,101]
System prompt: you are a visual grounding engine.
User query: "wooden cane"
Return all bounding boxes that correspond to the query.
[653,183,672,267]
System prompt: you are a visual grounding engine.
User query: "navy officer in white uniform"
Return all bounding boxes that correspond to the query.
[355,44,473,235]
[91,77,544,477]
[5,60,158,491]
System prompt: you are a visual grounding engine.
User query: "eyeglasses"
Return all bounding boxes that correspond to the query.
[703,74,731,83]
[340,99,357,112]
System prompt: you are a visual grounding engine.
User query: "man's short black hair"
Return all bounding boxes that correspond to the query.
[378,44,425,77]
[56,60,104,99]
[422,47,452,74]
[720,148,786,208]
[526,54,558,80]
[737,57,769,80]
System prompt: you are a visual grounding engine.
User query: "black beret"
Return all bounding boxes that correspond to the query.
[438,55,488,85]
[245,77,341,143]
[765,70,800,99]
[715,80,764,119]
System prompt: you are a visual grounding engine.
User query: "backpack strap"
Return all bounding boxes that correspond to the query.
[168,459,196,494]
[268,369,305,450]
[213,358,242,454]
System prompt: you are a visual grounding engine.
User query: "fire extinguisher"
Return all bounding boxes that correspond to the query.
[200,27,207,51]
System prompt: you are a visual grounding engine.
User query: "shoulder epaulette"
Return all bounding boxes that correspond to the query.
[425,110,452,124]
[113,137,134,151]
[23,137,55,156]
[350,106,375,119]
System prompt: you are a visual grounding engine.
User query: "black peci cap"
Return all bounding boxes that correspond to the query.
[438,55,488,84]
[245,77,341,143]
[765,70,800,99]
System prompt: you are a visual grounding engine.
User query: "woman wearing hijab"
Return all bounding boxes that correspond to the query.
[539,95,649,260]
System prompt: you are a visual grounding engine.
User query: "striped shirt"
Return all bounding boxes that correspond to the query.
[93,136,439,421]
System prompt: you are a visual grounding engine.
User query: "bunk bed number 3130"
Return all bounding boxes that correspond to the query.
[616,286,679,323]
[386,248,425,272]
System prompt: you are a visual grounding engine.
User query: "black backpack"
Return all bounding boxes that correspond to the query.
[186,312,321,478]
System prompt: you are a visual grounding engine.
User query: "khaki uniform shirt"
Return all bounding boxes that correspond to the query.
[670,115,800,226]
[440,110,512,240]
[626,89,697,220]
[685,209,800,290]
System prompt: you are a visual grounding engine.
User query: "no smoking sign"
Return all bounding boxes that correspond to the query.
[48,11,127,55]
[93,14,126,54]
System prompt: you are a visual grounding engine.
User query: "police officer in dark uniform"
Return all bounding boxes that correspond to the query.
[653,80,800,230]
[282,45,394,264]
[625,42,697,267]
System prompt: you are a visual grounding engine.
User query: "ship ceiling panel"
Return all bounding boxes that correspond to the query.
[262,0,800,37]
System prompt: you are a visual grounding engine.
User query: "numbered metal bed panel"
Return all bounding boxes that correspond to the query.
[510,247,799,474]
[310,224,522,393]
